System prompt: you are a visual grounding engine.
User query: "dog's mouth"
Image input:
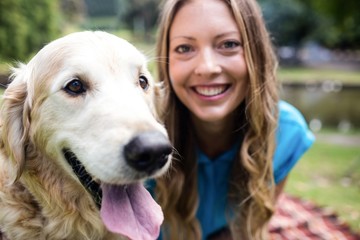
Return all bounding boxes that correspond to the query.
[63,148,102,207]
[62,143,170,240]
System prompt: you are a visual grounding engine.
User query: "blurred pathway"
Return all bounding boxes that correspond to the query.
[315,133,360,147]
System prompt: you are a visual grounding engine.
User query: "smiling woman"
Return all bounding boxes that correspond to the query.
[148,0,315,239]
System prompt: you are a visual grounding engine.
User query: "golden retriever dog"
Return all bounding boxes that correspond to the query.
[0,31,172,240]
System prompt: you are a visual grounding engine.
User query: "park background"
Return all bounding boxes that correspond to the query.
[0,0,359,235]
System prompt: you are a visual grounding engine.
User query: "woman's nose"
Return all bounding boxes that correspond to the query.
[194,48,222,76]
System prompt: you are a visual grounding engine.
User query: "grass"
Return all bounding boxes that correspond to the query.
[285,134,360,233]
[278,67,360,85]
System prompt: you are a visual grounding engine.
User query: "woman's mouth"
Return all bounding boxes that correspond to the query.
[193,84,230,97]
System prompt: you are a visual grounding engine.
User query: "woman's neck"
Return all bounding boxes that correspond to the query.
[191,114,239,159]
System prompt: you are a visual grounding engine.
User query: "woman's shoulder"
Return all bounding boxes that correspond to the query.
[273,100,315,183]
[276,100,315,146]
[278,100,308,129]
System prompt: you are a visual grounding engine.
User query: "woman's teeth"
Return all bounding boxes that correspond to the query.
[194,85,227,97]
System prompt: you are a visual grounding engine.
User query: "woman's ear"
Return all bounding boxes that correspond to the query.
[0,64,31,181]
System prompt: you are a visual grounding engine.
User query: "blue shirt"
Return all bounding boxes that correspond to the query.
[148,101,315,239]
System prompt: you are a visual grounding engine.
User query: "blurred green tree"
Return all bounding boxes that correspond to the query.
[83,0,160,37]
[0,0,28,61]
[119,0,160,38]
[0,0,60,62]
[259,0,360,49]
[259,0,316,47]
[303,0,360,49]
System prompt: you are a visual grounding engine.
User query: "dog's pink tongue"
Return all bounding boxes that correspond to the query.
[100,183,163,240]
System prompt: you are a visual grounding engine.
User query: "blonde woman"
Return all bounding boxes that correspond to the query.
[148,0,315,239]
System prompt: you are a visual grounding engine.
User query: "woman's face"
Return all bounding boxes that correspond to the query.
[168,0,248,124]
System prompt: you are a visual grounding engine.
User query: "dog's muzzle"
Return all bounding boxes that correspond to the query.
[62,131,172,208]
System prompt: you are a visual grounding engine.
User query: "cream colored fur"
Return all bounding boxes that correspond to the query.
[0,31,169,240]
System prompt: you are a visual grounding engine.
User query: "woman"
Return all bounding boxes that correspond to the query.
[149,0,315,239]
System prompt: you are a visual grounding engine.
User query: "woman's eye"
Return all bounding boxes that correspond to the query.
[139,75,149,91]
[64,78,86,95]
[175,45,192,53]
[222,41,241,49]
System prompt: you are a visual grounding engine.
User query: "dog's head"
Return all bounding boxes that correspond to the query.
[0,31,171,239]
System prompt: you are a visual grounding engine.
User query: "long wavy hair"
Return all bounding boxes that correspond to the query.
[154,0,279,239]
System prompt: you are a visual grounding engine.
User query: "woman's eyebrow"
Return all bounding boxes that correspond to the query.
[214,31,241,39]
[169,35,195,41]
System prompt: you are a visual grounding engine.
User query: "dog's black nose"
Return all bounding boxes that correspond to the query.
[124,131,172,173]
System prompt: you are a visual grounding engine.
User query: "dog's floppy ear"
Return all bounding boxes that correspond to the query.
[0,64,31,181]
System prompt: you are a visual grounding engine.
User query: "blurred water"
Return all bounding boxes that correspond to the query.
[281,82,360,131]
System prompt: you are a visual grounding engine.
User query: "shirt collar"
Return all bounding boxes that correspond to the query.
[196,139,241,164]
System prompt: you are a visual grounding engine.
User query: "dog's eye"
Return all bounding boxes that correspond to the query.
[139,75,149,91]
[64,78,86,95]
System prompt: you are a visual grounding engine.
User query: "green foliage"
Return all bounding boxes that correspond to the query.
[259,0,360,49]
[260,0,316,47]
[0,0,28,61]
[84,0,161,36]
[120,0,160,34]
[0,0,60,62]
[305,1,360,48]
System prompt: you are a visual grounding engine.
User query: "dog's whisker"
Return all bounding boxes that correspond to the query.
[142,47,157,58]
[170,147,182,162]
[147,56,169,64]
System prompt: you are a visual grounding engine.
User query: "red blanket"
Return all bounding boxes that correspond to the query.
[270,194,360,240]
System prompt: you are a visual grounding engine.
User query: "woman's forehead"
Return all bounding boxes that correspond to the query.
[169,0,239,38]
